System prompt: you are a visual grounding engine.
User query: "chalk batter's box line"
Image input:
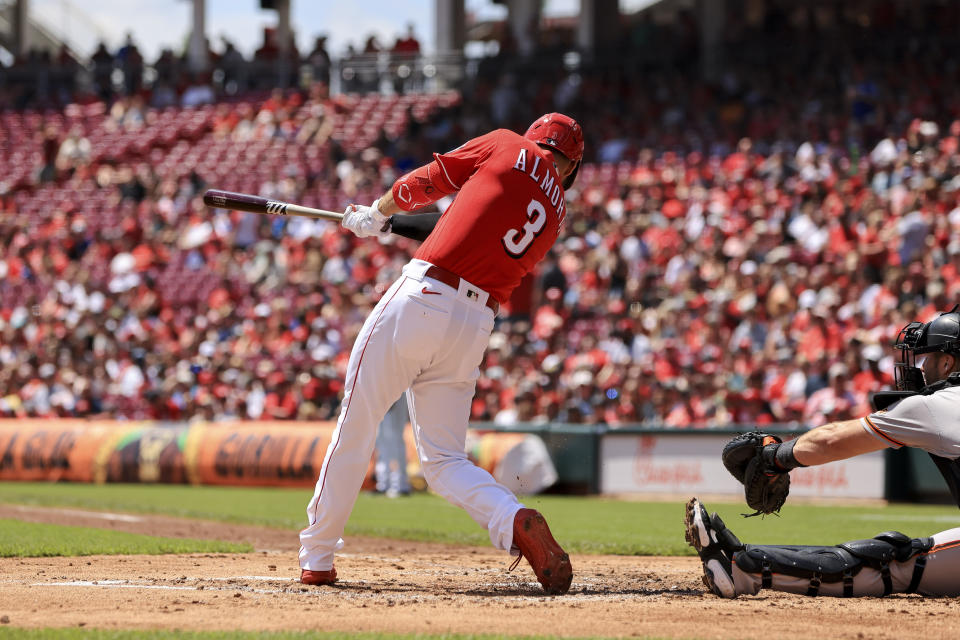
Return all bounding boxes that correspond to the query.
[31,576,578,597]
[32,580,291,595]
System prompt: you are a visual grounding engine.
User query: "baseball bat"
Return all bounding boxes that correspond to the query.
[202,189,343,222]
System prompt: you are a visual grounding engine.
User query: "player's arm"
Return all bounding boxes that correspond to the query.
[791,419,888,466]
[726,396,931,487]
[339,187,440,242]
[365,188,441,242]
[376,188,403,215]
[388,131,499,212]
[720,418,888,516]
[344,131,498,241]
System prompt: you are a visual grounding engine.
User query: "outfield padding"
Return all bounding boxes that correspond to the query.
[0,420,341,487]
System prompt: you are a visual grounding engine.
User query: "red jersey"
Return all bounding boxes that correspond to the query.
[391,129,567,303]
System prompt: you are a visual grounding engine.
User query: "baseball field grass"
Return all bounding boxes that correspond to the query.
[0,519,251,557]
[2,481,957,556]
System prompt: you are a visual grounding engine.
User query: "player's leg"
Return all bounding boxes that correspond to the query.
[683,498,737,597]
[374,425,389,494]
[912,526,960,596]
[299,275,441,577]
[375,396,410,496]
[405,301,519,549]
[408,381,524,545]
[406,299,572,593]
[686,497,957,597]
[375,396,401,493]
[390,398,411,495]
[727,530,955,597]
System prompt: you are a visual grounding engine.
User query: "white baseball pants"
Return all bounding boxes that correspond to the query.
[299,259,524,571]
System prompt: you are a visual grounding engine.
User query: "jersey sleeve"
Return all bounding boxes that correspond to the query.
[391,131,501,211]
[860,394,943,453]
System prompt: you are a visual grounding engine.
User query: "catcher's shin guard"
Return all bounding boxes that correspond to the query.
[732,531,933,597]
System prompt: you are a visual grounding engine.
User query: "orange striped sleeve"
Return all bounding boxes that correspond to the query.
[862,415,906,447]
[930,540,960,553]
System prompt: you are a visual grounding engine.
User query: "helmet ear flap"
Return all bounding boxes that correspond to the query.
[562,160,580,189]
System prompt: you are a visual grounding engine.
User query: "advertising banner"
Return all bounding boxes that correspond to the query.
[600,433,885,499]
[186,421,337,487]
[98,424,191,484]
[0,420,137,483]
[0,420,339,487]
[1,419,584,494]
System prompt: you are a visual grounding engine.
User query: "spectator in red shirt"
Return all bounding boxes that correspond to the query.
[392,24,421,56]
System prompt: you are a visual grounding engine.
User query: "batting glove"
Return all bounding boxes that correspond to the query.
[341,199,391,239]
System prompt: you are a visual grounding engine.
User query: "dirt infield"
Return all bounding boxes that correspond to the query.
[1,504,957,639]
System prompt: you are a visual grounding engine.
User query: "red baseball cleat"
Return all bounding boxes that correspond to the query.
[511,508,573,595]
[300,567,337,586]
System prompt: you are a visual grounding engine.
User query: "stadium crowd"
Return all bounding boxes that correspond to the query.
[1,4,958,428]
[0,23,422,110]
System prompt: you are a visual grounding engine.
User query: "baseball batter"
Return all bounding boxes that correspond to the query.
[686,307,960,597]
[298,114,585,594]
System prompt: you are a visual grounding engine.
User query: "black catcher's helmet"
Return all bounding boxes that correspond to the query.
[893,305,960,391]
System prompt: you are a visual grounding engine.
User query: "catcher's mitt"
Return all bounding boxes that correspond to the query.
[722,432,790,516]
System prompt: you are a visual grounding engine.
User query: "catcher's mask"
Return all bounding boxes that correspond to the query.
[894,305,960,391]
[524,113,584,189]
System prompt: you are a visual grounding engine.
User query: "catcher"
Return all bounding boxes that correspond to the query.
[685,307,960,597]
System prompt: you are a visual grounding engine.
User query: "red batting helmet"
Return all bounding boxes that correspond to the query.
[524,113,584,188]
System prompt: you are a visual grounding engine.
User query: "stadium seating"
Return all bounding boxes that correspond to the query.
[0,64,956,426]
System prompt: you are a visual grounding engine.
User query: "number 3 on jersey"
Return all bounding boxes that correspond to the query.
[502,198,547,258]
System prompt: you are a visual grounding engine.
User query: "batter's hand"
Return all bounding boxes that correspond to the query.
[341,199,391,239]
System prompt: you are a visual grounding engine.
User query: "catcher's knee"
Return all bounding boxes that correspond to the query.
[733,532,932,597]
